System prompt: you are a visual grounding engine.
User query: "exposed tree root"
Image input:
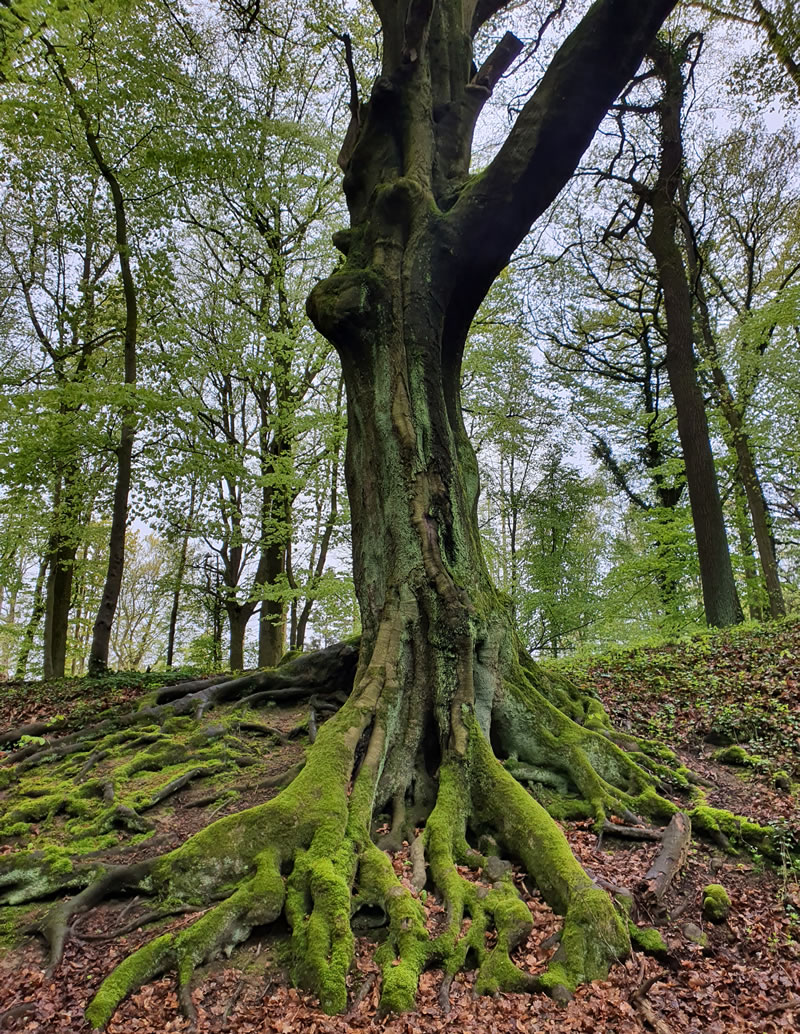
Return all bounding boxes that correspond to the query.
[0,641,358,772]
[1,632,795,1030]
[636,813,691,911]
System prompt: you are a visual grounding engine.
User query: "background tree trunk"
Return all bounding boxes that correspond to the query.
[643,37,742,627]
[14,557,47,680]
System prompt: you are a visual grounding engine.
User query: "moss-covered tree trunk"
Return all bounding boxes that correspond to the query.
[10,3,694,1027]
[307,0,677,797]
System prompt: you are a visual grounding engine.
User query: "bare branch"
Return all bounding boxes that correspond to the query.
[472,31,524,92]
[329,28,362,170]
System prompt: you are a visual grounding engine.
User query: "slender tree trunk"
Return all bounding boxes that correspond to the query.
[15,557,48,680]
[257,549,287,666]
[42,475,78,680]
[89,419,135,675]
[732,474,765,620]
[256,419,291,668]
[643,38,742,627]
[677,186,785,618]
[43,541,75,680]
[68,76,138,677]
[293,375,346,652]
[226,605,249,671]
[1,579,18,678]
[167,484,196,669]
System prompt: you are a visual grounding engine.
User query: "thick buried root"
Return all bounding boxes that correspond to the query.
[10,640,734,1029]
[82,699,367,1026]
[2,641,359,773]
[86,848,286,1028]
[80,709,635,1026]
[424,760,536,997]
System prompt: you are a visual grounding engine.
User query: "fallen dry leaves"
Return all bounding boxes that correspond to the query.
[1,622,799,1033]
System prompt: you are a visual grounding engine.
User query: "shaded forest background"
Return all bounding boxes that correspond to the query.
[0,0,799,679]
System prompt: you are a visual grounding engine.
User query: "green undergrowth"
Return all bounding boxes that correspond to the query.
[549,617,800,776]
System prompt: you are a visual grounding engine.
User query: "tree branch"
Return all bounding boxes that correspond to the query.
[469,0,516,37]
[452,0,679,282]
[471,30,524,91]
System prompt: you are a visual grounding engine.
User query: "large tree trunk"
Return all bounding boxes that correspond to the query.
[643,37,742,628]
[15,3,684,1027]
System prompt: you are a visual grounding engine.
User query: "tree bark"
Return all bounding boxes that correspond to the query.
[42,476,78,680]
[731,474,765,620]
[642,37,742,628]
[676,184,785,618]
[42,39,140,677]
[14,556,48,680]
[255,411,291,668]
[166,484,196,669]
[226,603,250,672]
[292,376,346,651]
[307,0,679,790]
[84,144,137,676]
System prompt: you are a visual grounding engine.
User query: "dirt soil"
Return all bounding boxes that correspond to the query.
[1,621,799,1033]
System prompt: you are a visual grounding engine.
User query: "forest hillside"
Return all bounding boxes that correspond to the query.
[0,619,798,1033]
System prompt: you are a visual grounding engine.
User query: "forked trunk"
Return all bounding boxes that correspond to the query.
[308,0,678,768]
[21,4,688,1026]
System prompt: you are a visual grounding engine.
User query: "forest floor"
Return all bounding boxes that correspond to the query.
[1,619,799,1033]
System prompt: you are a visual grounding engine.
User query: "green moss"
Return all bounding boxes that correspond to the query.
[543,796,593,821]
[555,887,628,989]
[689,805,778,857]
[1,822,31,838]
[773,770,791,790]
[632,785,679,823]
[85,932,176,1029]
[277,649,303,667]
[628,921,668,954]
[0,904,35,949]
[160,716,196,735]
[713,745,764,767]
[41,846,73,875]
[475,887,535,995]
[702,883,730,922]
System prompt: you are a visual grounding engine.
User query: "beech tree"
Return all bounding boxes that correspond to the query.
[3,1,708,1025]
